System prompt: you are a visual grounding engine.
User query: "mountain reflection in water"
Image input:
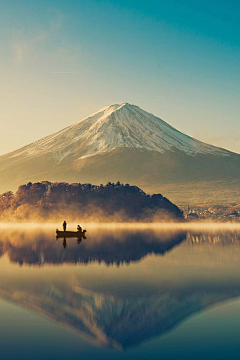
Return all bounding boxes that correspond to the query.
[1,226,240,350]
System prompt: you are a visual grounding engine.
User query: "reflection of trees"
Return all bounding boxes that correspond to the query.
[2,230,240,349]
[0,243,4,259]
[188,231,240,245]
[1,230,186,266]
[3,230,240,266]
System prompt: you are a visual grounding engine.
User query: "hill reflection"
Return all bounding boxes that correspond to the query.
[1,227,240,349]
[0,228,186,266]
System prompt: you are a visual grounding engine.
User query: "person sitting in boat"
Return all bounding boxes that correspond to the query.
[63,220,67,231]
[77,224,82,232]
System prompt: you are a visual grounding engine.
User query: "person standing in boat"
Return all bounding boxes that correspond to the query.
[63,220,67,231]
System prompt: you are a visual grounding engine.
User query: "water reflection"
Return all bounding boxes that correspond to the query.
[0,228,186,266]
[0,227,240,351]
[57,232,87,248]
[63,237,67,248]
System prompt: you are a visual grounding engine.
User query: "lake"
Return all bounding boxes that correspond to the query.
[1,223,240,359]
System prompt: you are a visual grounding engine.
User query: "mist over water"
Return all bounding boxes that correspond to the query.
[1,223,240,359]
[2,222,240,230]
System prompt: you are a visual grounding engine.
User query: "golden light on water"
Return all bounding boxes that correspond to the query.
[1,222,240,231]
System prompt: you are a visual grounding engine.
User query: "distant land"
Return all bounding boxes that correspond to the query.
[0,103,239,205]
[0,181,183,222]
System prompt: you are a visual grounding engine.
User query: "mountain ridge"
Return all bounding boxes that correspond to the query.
[0,103,239,203]
[4,103,233,163]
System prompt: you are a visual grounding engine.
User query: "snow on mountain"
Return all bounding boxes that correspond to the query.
[1,102,239,201]
[10,103,230,164]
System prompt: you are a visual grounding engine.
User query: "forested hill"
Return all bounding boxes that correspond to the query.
[0,181,183,222]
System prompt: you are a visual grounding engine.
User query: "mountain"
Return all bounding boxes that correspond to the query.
[1,103,240,204]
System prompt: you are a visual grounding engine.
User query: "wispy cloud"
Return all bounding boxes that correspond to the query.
[11,31,30,64]
[11,13,80,72]
[11,22,56,65]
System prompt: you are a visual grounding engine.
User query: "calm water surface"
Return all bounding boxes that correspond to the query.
[1,225,240,359]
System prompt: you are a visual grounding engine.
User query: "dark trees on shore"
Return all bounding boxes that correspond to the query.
[0,181,183,221]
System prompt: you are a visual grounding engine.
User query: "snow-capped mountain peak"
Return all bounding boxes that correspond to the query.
[9,102,230,164]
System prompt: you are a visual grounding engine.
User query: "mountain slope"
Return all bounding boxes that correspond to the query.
[2,103,231,161]
[0,103,239,202]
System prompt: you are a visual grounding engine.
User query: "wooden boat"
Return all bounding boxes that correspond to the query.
[56,229,87,238]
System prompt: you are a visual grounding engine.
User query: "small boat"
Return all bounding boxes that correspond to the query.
[56,229,87,238]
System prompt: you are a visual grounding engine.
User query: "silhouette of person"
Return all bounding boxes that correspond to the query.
[77,237,83,244]
[77,224,82,232]
[63,238,67,248]
[63,220,67,231]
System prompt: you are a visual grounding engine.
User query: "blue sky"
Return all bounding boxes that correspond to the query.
[0,0,240,154]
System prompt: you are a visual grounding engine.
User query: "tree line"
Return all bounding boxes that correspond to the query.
[0,181,183,222]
